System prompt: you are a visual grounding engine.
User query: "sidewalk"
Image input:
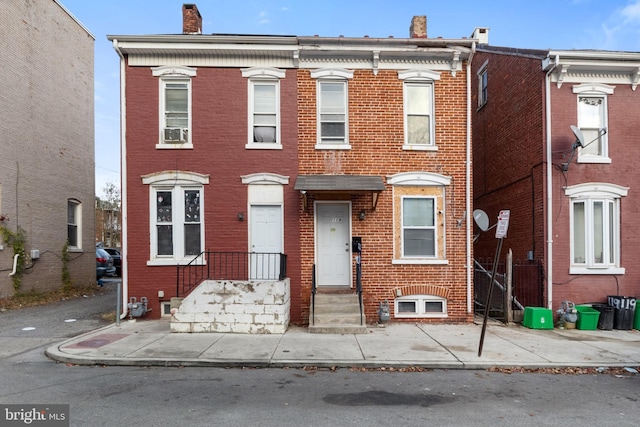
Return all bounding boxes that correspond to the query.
[45,319,640,370]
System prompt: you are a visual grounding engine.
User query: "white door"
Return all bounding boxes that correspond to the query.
[316,203,350,287]
[250,205,282,279]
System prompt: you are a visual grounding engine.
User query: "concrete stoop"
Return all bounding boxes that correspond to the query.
[308,292,367,334]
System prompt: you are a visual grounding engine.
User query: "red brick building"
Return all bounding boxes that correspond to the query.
[472,31,640,315]
[109,6,476,331]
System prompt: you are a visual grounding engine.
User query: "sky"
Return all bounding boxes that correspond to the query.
[57,0,640,198]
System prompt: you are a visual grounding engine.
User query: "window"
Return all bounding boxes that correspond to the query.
[67,199,81,250]
[242,68,285,149]
[310,68,353,149]
[565,183,627,275]
[478,61,488,107]
[395,295,447,318]
[398,70,440,150]
[142,171,209,265]
[402,197,435,257]
[152,66,196,149]
[573,84,613,163]
[388,172,450,264]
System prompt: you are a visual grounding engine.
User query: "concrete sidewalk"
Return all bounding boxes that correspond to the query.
[45,319,640,370]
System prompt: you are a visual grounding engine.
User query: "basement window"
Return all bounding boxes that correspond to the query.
[395,294,447,318]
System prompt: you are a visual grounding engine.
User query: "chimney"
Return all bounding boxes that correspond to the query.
[182,4,202,34]
[471,27,490,45]
[410,15,427,38]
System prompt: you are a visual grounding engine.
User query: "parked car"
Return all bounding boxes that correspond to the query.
[96,248,116,279]
[103,248,121,276]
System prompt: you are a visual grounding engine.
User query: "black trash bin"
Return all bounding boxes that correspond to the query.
[608,296,637,330]
[592,304,614,330]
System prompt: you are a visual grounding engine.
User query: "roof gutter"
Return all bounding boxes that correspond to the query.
[112,39,129,320]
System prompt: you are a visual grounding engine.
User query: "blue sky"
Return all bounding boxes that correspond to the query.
[57,0,640,197]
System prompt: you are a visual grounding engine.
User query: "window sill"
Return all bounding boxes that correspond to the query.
[315,143,351,150]
[395,313,448,319]
[147,258,205,267]
[577,156,611,164]
[392,259,449,265]
[402,144,438,152]
[155,142,194,150]
[569,266,625,275]
[245,142,282,150]
[68,247,83,253]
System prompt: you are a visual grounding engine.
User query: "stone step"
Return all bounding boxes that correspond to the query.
[308,324,368,334]
[312,312,365,324]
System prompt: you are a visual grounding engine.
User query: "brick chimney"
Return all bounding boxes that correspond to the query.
[410,15,427,38]
[182,4,202,34]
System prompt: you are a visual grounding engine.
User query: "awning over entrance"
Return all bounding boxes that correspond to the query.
[294,174,385,210]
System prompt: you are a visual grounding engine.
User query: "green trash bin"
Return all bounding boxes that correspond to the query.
[635,303,640,330]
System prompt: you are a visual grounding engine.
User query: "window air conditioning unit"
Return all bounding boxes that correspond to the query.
[164,128,188,143]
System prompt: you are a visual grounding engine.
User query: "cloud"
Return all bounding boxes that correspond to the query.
[600,0,640,49]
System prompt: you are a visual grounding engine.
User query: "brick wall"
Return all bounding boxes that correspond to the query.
[0,0,95,296]
[124,66,301,319]
[297,68,472,323]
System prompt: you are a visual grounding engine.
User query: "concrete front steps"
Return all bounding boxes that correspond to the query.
[308,291,367,334]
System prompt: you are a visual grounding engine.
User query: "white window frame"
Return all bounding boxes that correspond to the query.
[388,172,451,265]
[394,294,447,318]
[477,60,488,108]
[573,84,613,164]
[565,183,627,275]
[142,171,209,266]
[398,70,440,151]
[311,68,353,150]
[401,196,436,258]
[67,199,82,251]
[242,67,285,150]
[152,66,197,150]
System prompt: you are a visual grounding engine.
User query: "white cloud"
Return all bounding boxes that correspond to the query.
[600,0,640,50]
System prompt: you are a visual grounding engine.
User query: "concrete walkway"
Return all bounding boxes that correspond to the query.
[46,319,640,370]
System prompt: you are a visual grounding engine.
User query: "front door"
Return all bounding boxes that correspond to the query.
[316,203,350,287]
[250,205,282,279]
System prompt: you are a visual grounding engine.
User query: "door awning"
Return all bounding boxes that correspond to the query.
[294,174,385,210]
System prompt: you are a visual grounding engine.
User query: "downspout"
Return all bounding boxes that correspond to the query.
[466,42,476,313]
[544,55,558,309]
[8,254,20,277]
[113,39,129,320]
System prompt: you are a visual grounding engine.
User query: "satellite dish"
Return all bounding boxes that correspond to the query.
[473,209,489,232]
[570,125,585,148]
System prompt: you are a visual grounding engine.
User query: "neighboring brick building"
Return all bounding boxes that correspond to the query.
[110,6,475,331]
[0,0,95,298]
[472,30,640,313]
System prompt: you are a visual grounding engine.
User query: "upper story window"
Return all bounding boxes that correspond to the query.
[311,68,353,149]
[67,199,82,250]
[573,84,613,163]
[142,171,209,265]
[388,172,451,264]
[565,182,627,275]
[152,66,197,149]
[477,60,488,108]
[242,68,285,150]
[398,70,441,151]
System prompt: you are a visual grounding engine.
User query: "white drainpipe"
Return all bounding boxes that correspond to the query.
[466,42,476,313]
[8,254,20,277]
[544,55,558,309]
[112,39,129,320]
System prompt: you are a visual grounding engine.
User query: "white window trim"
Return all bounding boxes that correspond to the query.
[573,84,613,164]
[477,59,488,108]
[394,294,447,318]
[565,182,627,275]
[399,70,440,151]
[312,68,353,150]
[142,171,209,266]
[152,66,196,150]
[67,199,82,251]
[388,172,451,264]
[242,67,284,150]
